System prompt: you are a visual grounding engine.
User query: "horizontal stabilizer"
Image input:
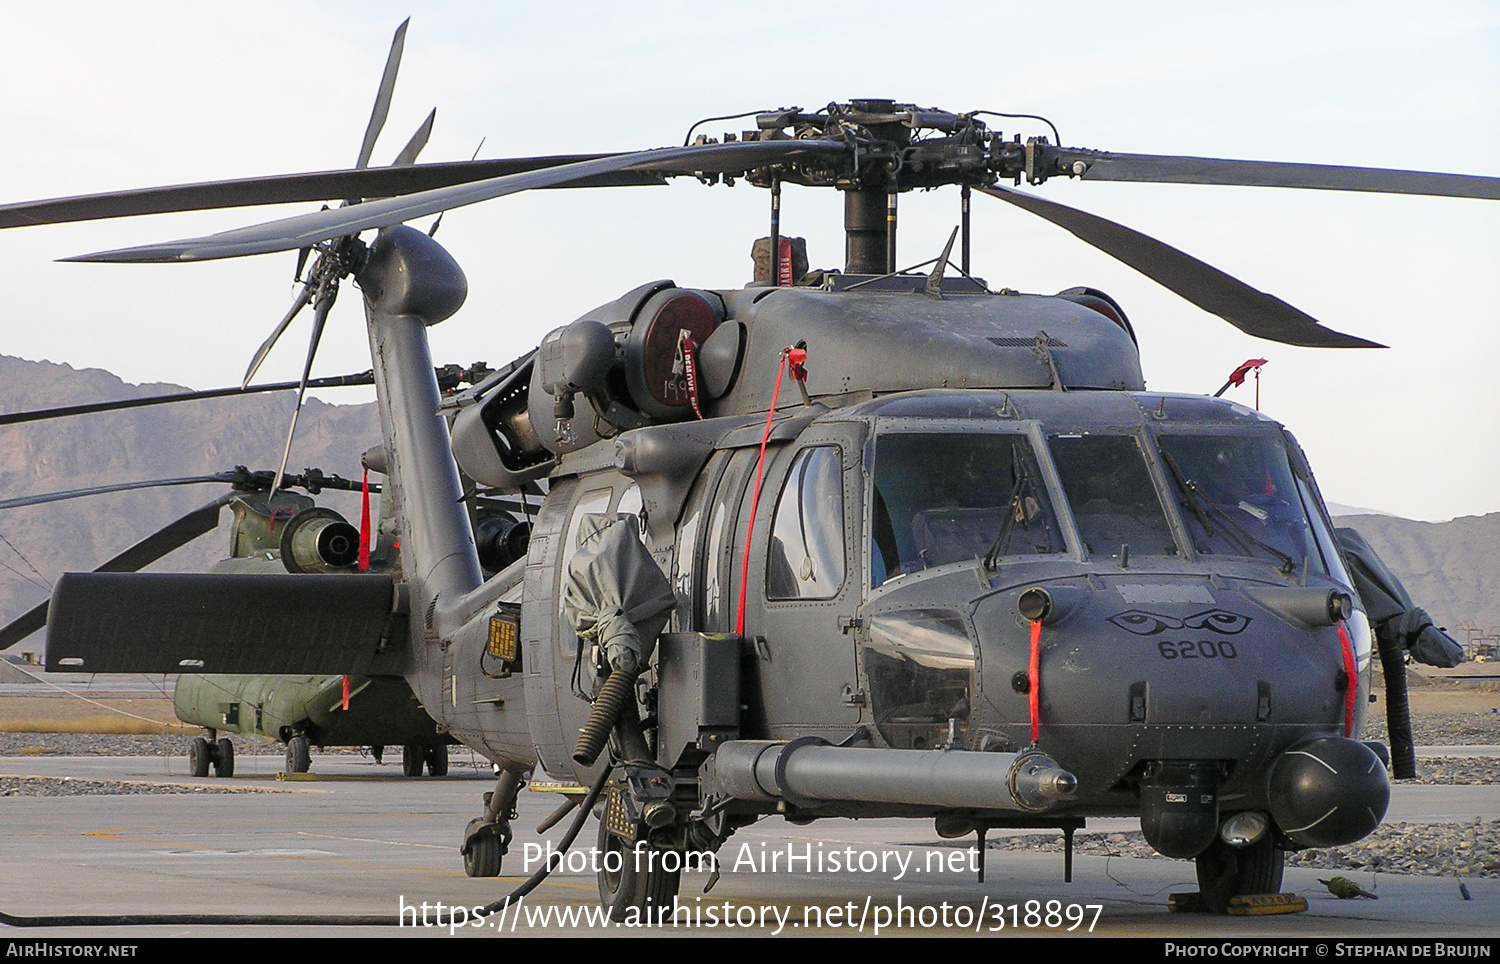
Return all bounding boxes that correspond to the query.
[46,572,408,675]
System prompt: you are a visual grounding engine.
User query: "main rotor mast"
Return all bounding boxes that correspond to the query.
[731,98,1023,275]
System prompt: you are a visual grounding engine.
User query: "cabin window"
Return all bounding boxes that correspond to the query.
[701,449,758,630]
[871,432,1063,583]
[862,609,974,750]
[1049,434,1177,558]
[766,446,845,600]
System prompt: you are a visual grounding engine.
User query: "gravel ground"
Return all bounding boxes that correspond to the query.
[1363,710,1500,747]
[1,775,275,796]
[979,820,1500,881]
[0,733,200,757]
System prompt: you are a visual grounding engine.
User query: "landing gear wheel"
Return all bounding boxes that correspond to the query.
[425,743,448,777]
[596,820,680,923]
[402,744,424,777]
[464,831,503,878]
[286,736,311,774]
[213,737,234,778]
[1195,834,1284,914]
[189,736,211,777]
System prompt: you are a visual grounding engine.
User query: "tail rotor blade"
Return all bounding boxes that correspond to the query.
[243,281,315,387]
[271,286,336,493]
[391,109,436,168]
[353,19,409,173]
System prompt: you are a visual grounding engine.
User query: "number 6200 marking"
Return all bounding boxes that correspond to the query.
[1158,640,1238,659]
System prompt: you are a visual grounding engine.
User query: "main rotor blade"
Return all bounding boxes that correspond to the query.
[0,475,241,511]
[0,156,666,230]
[243,280,315,387]
[1056,149,1500,200]
[0,371,375,427]
[63,140,845,263]
[354,19,408,172]
[391,109,436,168]
[978,185,1384,348]
[0,496,230,650]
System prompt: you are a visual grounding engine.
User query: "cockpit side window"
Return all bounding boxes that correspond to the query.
[1048,434,1176,558]
[872,432,1063,583]
[766,446,846,601]
[1156,434,1324,573]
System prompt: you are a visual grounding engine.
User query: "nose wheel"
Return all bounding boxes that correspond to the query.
[596,811,680,922]
[1195,835,1284,914]
[462,768,523,878]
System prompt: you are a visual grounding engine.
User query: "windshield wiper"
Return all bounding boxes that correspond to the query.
[1159,448,1296,575]
[983,449,1032,571]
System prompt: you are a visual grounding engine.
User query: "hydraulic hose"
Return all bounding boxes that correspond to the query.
[572,666,640,766]
[1376,630,1417,779]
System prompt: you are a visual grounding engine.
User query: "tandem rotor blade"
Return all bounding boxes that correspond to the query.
[0,371,374,427]
[0,474,242,511]
[977,184,1384,348]
[1052,148,1500,201]
[0,496,230,650]
[63,140,846,263]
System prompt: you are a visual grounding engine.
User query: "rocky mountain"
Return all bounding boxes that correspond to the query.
[1331,511,1500,645]
[0,355,380,649]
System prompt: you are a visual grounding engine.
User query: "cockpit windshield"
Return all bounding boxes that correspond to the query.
[1048,434,1177,559]
[871,432,1063,584]
[1156,434,1325,573]
[867,419,1342,581]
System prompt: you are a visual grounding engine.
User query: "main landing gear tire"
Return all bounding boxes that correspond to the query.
[213,737,235,778]
[1195,834,1284,914]
[464,832,503,878]
[596,820,679,923]
[189,737,211,778]
[286,736,311,774]
[425,743,449,777]
[402,744,424,777]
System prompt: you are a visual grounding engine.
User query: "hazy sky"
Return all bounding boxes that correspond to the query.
[1,0,1495,521]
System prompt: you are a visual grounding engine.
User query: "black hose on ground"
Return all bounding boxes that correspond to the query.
[477,758,612,914]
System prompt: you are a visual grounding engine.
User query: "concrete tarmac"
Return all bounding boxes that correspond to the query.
[1,750,1498,938]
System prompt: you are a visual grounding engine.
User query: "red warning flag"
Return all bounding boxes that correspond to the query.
[1214,358,1268,397]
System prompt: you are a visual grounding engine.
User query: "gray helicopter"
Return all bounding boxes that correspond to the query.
[4,24,1493,921]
